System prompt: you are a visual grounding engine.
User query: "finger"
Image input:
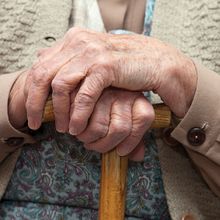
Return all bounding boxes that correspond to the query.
[51,60,89,132]
[26,51,75,129]
[116,96,155,156]
[84,98,132,153]
[52,91,70,133]
[128,140,145,161]
[76,90,113,143]
[69,65,113,135]
[70,89,79,116]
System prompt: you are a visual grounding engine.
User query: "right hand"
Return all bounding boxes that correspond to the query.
[76,88,155,161]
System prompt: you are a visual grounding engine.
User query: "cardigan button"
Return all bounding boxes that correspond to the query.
[2,137,24,147]
[44,36,56,42]
[187,127,206,146]
[162,127,179,147]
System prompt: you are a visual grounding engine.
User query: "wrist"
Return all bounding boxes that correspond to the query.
[181,57,197,112]
[8,71,27,129]
[157,53,197,118]
[175,56,197,116]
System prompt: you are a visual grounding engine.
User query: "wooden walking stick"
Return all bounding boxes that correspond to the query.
[43,97,171,220]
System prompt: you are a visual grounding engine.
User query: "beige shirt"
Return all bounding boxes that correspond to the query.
[0,0,220,219]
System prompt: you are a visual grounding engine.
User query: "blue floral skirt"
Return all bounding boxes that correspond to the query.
[0,123,170,219]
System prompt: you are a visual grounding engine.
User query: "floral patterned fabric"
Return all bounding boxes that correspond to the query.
[1,125,170,219]
[0,0,171,219]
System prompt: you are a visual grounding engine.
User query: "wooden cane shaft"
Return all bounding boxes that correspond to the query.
[97,104,171,220]
[42,97,171,220]
[99,151,128,220]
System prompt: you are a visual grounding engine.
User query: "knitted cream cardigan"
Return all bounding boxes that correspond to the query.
[0,0,220,219]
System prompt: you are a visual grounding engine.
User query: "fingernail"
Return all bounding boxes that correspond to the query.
[28,118,40,130]
[117,146,129,157]
[69,127,77,135]
[56,124,66,133]
[56,128,65,133]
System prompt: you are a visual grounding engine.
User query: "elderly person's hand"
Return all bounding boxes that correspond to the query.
[23,27,197,136]
[76,88,154,160]
[9,71,153,161]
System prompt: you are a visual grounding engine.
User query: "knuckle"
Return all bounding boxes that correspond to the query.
[51,80,61,91]
[132,109,155,136]
[87,64,114,89]
[140,108,155,123]
[51,80,68,96]
[135,103,155,124]
[91,71,107,89]
[111,121,131,138]
[31,65,51,86]
[78,120,109,143]
[90,54,114,71]
[75,92,94,106]
[95,116,109,128]
[92,129,106,139]
[26,101,41,114]
[91,123,108,137]
[85,43,103,56]
[98,55,115,69]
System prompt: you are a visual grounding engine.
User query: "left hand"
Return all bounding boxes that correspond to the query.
[76,88,154,161]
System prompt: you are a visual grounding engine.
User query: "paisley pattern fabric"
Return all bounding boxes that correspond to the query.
[1,125,170,219]
[0,0,171,219]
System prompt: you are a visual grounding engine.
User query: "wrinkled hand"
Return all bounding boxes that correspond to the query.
[76,88,154,161]
[25,27,197,135]
[9,70,153,161]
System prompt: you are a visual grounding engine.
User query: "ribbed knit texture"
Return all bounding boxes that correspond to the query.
[151,0,220,74]
[0,0,72,74]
